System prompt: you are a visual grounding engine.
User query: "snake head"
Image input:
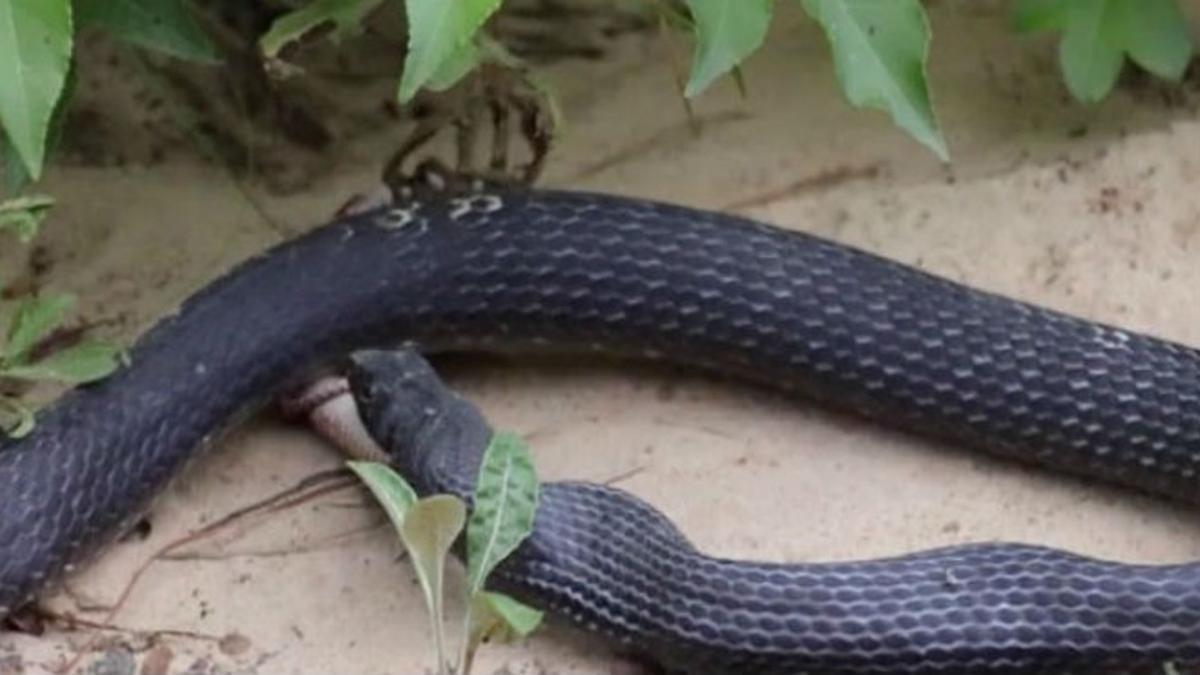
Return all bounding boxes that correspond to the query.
[346,349,493,494]
[347,349,447,456]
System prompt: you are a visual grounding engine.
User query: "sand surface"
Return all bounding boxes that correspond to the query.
[3,2,1200,673]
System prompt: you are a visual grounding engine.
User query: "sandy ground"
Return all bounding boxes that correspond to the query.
[3,2,1200,674]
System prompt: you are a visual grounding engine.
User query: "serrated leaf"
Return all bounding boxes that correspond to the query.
[75,0,218,64]
[0,194,54,243]
[397,0,502,103]
[468,591,543,647]
[347,460,419,528]
[0,0,73,179]
[400,495,466,671]
[3,292,74,363]
[466,431,539,595]
[802,0,947,161]
[258,0,386,60]
[3,340,122,383]
[683,0,772,97]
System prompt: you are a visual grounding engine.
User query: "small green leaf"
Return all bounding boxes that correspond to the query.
[400,496,467,615]
[469,591,543,646]
[0,194,54,243]
[258,0,386,60]
[400,495,467,672]
[347,460,419,527]
[75,0,219,63]
[683,0,772,97]
[466,431,540,595]
[349,463,464,672]
[4,340,122,383]
[4,292,74,363]
[802,0,947,161]
[0,395,35,438]
[397,0,503,103]
[0,0,73,179]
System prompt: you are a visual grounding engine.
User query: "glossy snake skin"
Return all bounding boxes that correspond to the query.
[349,349,1200,675]
[1,182,1199,672]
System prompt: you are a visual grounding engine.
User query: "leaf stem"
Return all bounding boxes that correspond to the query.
[456,600,474,675]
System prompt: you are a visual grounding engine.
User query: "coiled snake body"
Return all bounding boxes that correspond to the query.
[2,184,1200,672]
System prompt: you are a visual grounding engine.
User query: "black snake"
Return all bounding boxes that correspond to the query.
[2,176,1199,673]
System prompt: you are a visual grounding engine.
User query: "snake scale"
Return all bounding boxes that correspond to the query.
[2,176,1200,673]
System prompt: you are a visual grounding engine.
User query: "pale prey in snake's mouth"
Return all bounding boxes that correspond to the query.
[2,170,1200,673]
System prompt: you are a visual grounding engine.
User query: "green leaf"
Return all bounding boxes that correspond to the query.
[466,431,540,595]
[0,194,53,243]
[462,590,543,669]
[348,463,464,671]
[683,0,772,97]
[399,495,467,672]
[425,40,482,92]
[468,591,543,646]
[347,460,419,527]
[0,0,73,179]
[397,0,503,103]
[3,292,74,363]
[2,130,29,194]
[3,60,77,194]
[1057,0,1124,103]
[802,0,947,161]
[258,0,386,60]
[1011,0,1069,31]
[1016,0,1194,104]
[1111,0,1192,82]
[0,395,35,438]
[3,340,122,383]
[75,0,219,63]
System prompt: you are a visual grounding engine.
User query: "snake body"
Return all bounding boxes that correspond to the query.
[349,349,1200,674]
[2,182,1200,671]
